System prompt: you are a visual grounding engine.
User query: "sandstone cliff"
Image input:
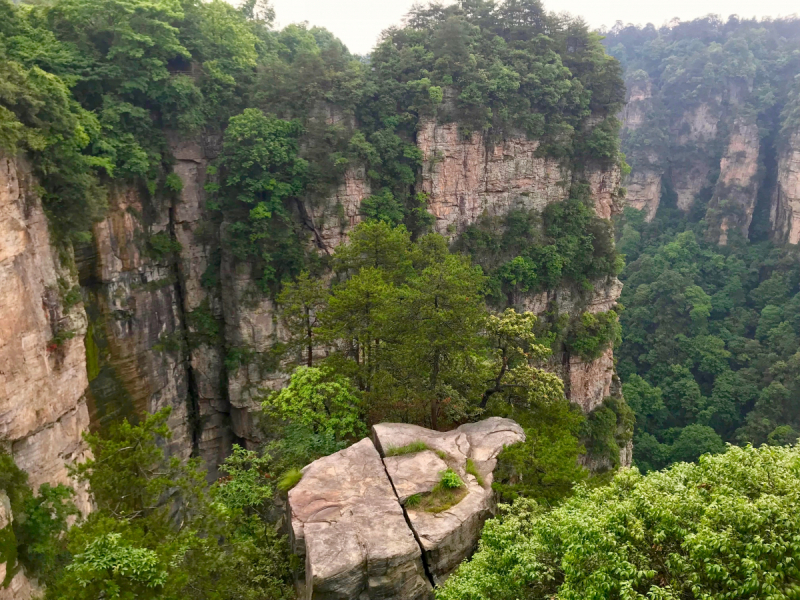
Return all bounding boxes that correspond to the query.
[618,69,797,247]
[1,114,627,515]
[0,154,91,514]
[772,131,800,244]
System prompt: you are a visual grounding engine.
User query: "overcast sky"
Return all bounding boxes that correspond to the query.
[267,0,799,55]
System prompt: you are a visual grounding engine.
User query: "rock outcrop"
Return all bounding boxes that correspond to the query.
[288,418,525,598]
[772,131,800,244]
[288,438,433,600]
[374,418,525,585]
[619,76,662,220]
[417,120,570,237]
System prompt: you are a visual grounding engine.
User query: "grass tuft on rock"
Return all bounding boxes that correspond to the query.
[407,468,468,514]
[277,468,303,492]
[404,493,421,507]
[466,458,485,487]
[385,441,430,456]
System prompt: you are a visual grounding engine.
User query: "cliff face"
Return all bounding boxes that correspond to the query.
[1,119,627,499]
[709,116,761,244]
[0,154,91,515]
[419,120,624,415]
[619,78,662,221]
[417,120,569,237]
[772,132,800,244]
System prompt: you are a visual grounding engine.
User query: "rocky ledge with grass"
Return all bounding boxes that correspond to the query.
[287,417,525,599]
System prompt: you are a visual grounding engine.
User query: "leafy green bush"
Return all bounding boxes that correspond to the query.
[439,469,464,490]
[439,444,800,600]
[564,310,622,360]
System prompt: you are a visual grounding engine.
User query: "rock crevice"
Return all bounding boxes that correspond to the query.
[288,417,525,599]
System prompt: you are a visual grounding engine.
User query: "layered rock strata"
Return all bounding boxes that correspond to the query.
[288,418,525,598]
[772,131,800,244]
[709,116,761,245]
[3,113,625,506]
[417,120,570,236]
[0,153,91,515]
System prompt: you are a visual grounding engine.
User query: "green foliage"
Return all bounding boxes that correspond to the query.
[45,408,293,600]
[605,17,800,177]
[213,445,273,517]
[261,366,366,441]
[564,309,621,360]
[385,441,430,457]
[276,271,329,367]
[0,451,76,585]
[213,108,308,292]
[465,458,484,487]
[439,469,464,490]
[145,232,181,261]
[404,493,421,507]
[490,397,587,503]
[439,444,800,600]
[185,299,221,347]
[456,190,621,306]
[276,468,302,492]
[617,210,800,471]
[582,395,635,470]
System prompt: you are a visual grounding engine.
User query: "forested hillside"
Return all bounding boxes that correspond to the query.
[0,0,635,596]
[3,0,800,597]
[602,17,800,472]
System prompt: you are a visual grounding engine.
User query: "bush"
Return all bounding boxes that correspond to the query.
[439,469,464,490]
[439,444,800,600]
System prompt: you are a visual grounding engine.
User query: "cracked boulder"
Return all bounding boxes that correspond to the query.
[287,418,524,599]
[287,438,433,600]
[373,417,525,584]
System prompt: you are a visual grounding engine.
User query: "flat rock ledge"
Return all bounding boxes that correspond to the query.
[288,417,525,599]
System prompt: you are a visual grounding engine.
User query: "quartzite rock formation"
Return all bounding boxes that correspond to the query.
[288,417,525,599]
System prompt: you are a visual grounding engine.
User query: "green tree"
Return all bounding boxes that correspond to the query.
[45,409,293,600]
[213,108,308,290]
[261,366,366,441]
[276,271,329,367]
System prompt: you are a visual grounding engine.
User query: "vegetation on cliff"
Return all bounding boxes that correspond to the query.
[0,0,635,594]
[604,16,800,472]
[604,16,800,231]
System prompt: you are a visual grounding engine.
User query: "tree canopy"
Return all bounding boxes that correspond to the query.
[439,443,800,600]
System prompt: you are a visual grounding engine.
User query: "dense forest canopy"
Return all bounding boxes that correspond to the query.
[439,444,800,599]
[603,16,800,472]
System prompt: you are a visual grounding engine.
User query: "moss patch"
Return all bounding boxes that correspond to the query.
[413,485,468,514]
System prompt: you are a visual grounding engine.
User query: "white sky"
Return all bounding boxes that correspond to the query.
[267,0,800,55]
